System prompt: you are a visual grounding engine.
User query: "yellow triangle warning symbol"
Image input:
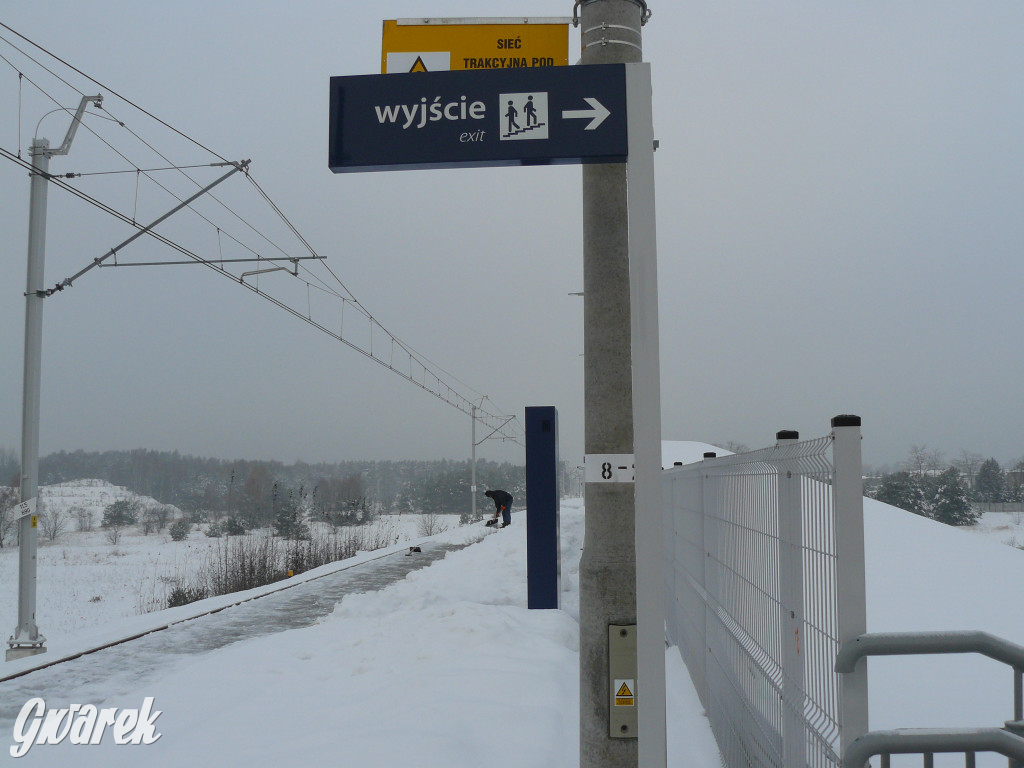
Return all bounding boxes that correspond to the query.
[616,682,633,698]
[409,56,428,73]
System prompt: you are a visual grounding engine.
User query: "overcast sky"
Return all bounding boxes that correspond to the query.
[1,2,1022,470]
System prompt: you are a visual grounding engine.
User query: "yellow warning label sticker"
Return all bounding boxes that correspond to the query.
[30,515,37,529]
[613,679,635,706]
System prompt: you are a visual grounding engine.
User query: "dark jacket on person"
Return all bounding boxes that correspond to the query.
[486,489,513,511]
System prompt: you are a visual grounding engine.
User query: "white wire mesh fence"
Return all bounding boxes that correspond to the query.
[663,419,868,768]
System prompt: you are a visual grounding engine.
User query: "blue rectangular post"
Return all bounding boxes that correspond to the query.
[525,406,560,609]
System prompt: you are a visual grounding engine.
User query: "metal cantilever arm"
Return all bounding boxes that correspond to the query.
[240,259,298,282]
[46,160,250,295]
[835,631,1024,673]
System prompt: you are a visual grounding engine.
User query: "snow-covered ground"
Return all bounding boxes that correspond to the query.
[2,451,1024,766]
[0,480,454,645]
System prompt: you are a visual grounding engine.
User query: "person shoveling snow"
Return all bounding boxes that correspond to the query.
[483,489,513,528]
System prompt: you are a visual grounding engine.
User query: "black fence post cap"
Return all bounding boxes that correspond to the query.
[831,414,862,428]
[776,430,799,441]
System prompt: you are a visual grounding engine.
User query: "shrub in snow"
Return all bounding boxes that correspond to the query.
[105,525,123,545]
[154,504,172,531]
[205,522,223,538]
[870,471,927,517]
[417,512,448,537]
[39,506,68,542]
[169,519,190,541]
[975,458,1006,503]
[70,505,95,532]
[931,467,979,526]
[224,516,246,536]
[459,506,484,526]
[102,499,139,528]
[167,583,208,608]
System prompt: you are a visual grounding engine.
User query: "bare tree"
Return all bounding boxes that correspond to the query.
[140,507,158,535]
[924,448,946,475]
[906,445,930,477]
[105,522,124,545]
[71,505,95,532]
[417,512,448,537]
[154,504,172,532]
[39,505,68,542]
[952,450,984,494]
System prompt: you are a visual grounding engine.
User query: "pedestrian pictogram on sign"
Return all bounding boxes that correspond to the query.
[614,679,635,707]
[499,92,548,140]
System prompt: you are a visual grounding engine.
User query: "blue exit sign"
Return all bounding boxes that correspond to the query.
[329,64,628,172]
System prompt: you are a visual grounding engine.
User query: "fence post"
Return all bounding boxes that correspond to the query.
[776,429,806,768]
[699,452,715,705]
[833,415,869,753]
[663,470,676,645]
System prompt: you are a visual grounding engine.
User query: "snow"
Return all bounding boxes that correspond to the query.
[0,479,454,651]
[2,461,1024,766]
[0,493,721,767]
[661,440,732,468]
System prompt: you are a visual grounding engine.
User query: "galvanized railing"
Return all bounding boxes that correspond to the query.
[836,631,1024,768]
[663,416,868,768]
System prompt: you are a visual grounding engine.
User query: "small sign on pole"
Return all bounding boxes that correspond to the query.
[13,498,37,520]
[382,18,570,74]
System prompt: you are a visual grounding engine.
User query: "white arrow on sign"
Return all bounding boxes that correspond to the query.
[561,98,611,131]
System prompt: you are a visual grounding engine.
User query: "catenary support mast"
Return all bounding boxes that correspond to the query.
[8,94,102,661]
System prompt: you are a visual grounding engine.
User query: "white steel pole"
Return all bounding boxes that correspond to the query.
[625,61,666,768]
[471,405,478,521]
[8,138,51,661]
[776,429,806,768]
[832,415,869,752]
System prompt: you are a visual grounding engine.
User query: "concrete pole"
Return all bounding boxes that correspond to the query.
[8,138,51,661]
[578,2,647,766]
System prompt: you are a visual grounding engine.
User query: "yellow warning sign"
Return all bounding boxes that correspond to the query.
[614,679,635,707]
[382,18,570,74]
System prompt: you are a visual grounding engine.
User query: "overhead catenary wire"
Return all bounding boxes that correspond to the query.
[0,35,352,307]
[0,29,522,442]
[0,69,516,432]
[0,34,302,280]
[0,145,519,439]
[0,21,229,163]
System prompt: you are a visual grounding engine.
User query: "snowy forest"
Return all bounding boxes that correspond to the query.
[0,447,546,523]
[866,446,1024,526]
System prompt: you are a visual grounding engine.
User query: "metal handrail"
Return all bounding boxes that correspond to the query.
[842,728,1024,768]
[836,631,1024,768]
[836,631,1024,674]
